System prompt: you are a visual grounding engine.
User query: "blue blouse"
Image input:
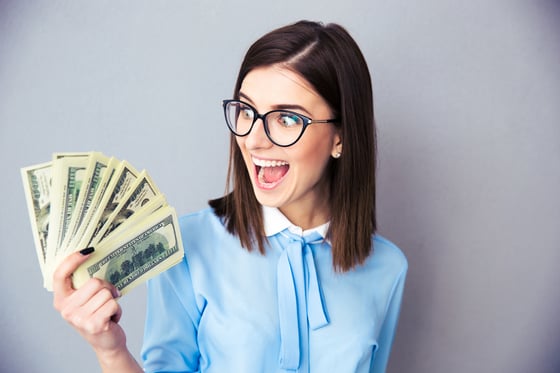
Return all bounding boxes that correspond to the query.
[141,207,407,373]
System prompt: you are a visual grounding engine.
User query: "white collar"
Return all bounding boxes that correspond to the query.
[262,205,329,239]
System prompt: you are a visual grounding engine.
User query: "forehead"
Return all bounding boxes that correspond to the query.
[239,65,323,106]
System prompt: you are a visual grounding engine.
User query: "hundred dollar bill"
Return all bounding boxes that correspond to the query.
[60,154,115,253]
[97,193,168,243]
[53,151,92,160]
[70,160,140,251]
[20,161,53,278]
[72,205,184,296]
[90,170,161,246]
[45,154,91,268]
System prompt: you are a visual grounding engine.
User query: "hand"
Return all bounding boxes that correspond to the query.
[52,249,126,355]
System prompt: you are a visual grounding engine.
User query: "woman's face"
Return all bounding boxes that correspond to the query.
[236,65,341,228]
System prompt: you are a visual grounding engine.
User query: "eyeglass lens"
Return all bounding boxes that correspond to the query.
[224,101,306,146]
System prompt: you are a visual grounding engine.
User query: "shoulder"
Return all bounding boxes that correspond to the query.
[179,206,223,229]
[178,206,238,251]
[353,234,408,287]
[372,234,408,273]
[178,207,242,262]
[177,207,231,241]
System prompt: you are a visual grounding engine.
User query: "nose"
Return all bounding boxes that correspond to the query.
[244,118,272,149]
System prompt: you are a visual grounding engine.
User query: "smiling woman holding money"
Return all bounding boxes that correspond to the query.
[52,20,408,373]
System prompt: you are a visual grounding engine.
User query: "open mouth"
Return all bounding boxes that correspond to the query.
[252,157,290,188]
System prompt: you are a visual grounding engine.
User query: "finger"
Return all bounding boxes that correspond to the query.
[59,280,120,327]
[97,299,122,327]
[111,304,122,323]
[66,278,119,310]
[83,299,122,335]
[53,248,95,298]
[81,287,115,318]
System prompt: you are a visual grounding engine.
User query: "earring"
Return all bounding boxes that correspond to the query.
[333,152,341,159]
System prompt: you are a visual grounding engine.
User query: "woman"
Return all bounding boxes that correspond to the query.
[53,20,407,373]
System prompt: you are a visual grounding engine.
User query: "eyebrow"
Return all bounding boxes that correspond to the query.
[239,92,313,116]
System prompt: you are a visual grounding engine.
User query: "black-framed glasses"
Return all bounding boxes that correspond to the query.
[222,99,338,147]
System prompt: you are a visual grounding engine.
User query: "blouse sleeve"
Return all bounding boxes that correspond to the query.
[370,262,408,373]
[141,257,203,373]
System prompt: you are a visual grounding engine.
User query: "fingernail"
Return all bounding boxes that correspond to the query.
[79,247,95,255]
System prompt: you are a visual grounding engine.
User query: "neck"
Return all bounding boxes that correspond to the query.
[279,193,331,231]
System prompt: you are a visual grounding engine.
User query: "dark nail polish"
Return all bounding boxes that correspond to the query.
[80,247,95,255]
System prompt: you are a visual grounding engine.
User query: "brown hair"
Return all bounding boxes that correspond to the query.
[209,20,377,271]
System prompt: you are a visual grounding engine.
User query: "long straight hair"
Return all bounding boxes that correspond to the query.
[209,20,377,272]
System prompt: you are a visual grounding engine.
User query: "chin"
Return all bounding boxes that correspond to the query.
[252,186,286,209]
[254,192,282,208]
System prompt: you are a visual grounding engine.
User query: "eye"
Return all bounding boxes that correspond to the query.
[239,105,254,120]
[276,112,303,128]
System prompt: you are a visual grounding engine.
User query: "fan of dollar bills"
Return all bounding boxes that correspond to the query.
[21,152,184,296]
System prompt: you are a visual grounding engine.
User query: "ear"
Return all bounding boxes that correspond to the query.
[331,132,342,159]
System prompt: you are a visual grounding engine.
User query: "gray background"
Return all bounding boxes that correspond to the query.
[1,1,559,372]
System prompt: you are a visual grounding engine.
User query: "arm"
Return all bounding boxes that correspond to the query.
[141,257,202,372]
[370,264,408,373]
[52,250,143,373]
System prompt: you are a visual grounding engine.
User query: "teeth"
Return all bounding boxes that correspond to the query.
[252,157,288,167]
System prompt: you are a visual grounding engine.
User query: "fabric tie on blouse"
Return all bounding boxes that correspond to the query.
[274,229,330,372]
